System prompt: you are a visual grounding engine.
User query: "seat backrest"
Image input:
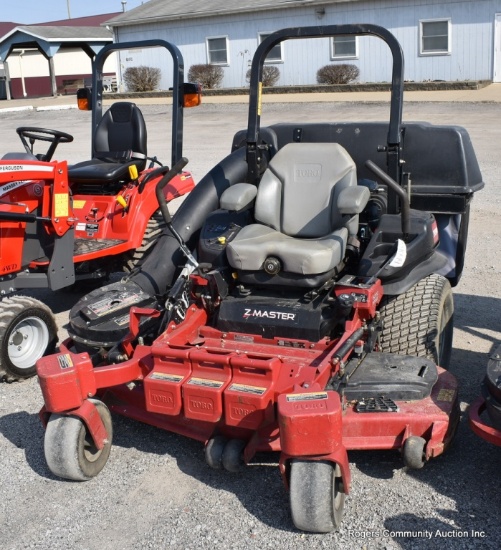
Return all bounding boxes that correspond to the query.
[93,102,147,169]
[254,142,357,238]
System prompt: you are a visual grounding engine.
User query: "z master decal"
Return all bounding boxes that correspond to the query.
[243,309,296,320]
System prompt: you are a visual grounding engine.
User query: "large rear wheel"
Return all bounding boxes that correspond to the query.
[123,209,166,272]
[0,296,57,382]
[378,274,454,369]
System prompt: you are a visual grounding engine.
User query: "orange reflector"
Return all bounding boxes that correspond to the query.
[184,93,201,108]
[77,97,89,111]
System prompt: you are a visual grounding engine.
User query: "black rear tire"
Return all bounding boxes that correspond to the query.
[378,274,454,369]
[123,209,166,272]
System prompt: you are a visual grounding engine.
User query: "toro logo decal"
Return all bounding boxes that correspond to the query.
[243,309,296,321]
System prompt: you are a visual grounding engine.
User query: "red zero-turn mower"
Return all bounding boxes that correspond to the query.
[469,346,501,446]
[37,26,484,532]
[0,40,199,381]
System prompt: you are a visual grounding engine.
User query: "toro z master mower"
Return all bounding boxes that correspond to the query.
[37,25,483,532]
[0,40,199,381]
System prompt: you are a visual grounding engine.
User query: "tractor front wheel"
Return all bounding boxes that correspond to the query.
[44,399,113,481]
[289,460,345,533]
[0,296,57,382]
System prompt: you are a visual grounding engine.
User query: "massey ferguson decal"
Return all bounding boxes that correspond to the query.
[0,180,31,198]
[243,309,296,320]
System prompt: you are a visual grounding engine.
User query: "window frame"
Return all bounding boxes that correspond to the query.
[258,32,284,63]
[330,35,358,60]
[206,35,230,66]
[419,18,452,56]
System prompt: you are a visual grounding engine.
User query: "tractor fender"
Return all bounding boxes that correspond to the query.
[381,249,448,296]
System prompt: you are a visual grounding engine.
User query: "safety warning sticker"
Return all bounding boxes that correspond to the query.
[54,193,69,217]
[187,377,224,388]
[150,372,184,382]
[57,354,73,370]
[286,392,328,402]
[437,388,455,402]
[228,383,266,395]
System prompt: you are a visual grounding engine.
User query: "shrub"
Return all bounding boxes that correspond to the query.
[246,65,281,87]
[123,66,161,92]
[316,64,360,85]
[187,64,224,89]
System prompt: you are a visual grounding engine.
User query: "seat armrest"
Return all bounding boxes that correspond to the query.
[337,186,370,214]
[220,183,257,212]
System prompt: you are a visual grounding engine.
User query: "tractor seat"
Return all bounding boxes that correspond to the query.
[68,102,148,185]
[224,142,370,288]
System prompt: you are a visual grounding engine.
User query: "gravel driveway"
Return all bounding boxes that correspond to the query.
[0,100,500,549]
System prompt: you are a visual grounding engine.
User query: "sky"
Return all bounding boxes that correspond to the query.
[1,0,146,25]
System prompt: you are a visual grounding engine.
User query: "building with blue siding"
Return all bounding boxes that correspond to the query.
[106,0,501,90]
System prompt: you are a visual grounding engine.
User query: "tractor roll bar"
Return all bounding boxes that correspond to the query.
[246,24,405,189]
[91,40,185,169]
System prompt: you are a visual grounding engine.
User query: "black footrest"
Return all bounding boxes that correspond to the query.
[355,396,399,412]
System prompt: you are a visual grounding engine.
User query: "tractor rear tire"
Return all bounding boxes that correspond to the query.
[289,460,345,533]
[0,296,57,382]
[123,209,166,272]
[44,399,113,481]
[378,274,454,369]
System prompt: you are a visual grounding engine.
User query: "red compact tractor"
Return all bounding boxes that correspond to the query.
[36,26,483,532]
[0,39,199,381]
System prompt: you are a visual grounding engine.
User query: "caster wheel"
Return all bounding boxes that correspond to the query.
[290,460,345,533]
[205,436,228,470]
[403,436,427,469]
[221,439,246,472]
[44,399,113,481]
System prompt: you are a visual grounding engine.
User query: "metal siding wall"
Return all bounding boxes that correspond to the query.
[114,0,501,87]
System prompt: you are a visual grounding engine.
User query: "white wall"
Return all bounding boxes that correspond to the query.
[111,0,501,88]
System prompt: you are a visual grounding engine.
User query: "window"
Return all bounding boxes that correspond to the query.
[420,19,451,55]
[207,36,229,65]
[331,36,358,59]
[259,32,283,63]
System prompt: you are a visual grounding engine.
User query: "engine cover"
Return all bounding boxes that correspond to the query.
[216,290,344,342]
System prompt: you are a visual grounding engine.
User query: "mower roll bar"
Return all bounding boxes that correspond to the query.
[246,24,405,212]
[91,39,186,169]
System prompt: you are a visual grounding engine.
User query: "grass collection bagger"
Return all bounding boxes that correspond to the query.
[36,25,484,532]
[0,40,200,381]
[469,345,501,447]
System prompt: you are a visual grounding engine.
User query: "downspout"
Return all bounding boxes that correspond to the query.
[18,50,27,97]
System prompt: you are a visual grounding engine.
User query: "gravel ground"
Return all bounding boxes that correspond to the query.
[0,100,500,549]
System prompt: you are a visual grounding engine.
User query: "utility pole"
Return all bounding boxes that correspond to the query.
[66,0,71,19]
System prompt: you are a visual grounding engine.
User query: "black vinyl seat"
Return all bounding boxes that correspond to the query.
[68,102,148,185]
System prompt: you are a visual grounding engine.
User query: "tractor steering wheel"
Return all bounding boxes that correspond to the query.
[16,127,74,162]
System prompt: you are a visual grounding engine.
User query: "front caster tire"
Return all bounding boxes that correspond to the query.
[378,274,454,369]
[44,399,113,481]
[402,436,427,469]
[0,296,57,382]
[289,460,345,533]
